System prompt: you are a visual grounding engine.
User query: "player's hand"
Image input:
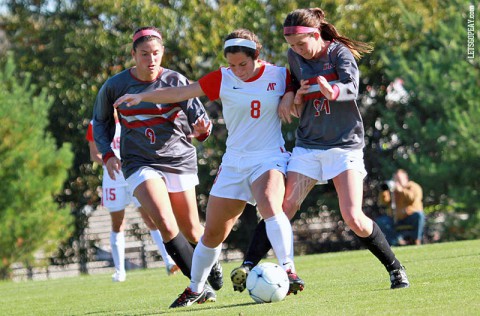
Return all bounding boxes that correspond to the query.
[190,114,212,138]
[316,76,335,100]
[105,156,122,181]
[113,94,143,108]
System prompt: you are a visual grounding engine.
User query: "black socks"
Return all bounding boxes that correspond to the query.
[358,221,402,271]
[243,219,272,267]
[164,233,194,278]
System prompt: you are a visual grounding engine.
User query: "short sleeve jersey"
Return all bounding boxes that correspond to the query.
[198,63,288,153]
[288,41,365,150]
[93,68,210,179]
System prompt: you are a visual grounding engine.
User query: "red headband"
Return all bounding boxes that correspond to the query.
[132,30,162,43]
[283,26,319,35]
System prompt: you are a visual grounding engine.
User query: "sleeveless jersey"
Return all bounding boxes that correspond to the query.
[93,68,210,179]
[288,41,365,150]
[198,63,288,154]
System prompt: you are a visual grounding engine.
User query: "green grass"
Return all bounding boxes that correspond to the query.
[1,240,479,315]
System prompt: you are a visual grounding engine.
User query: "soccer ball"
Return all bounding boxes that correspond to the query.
[246,262,289,303]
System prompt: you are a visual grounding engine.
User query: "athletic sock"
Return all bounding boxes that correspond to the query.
[164,233,194,278]
[189,239,222,293]
[265,212,295,272]
[243,219,272,267]
[110,231,125,274]
[357,221,402,271]
[149,230,176,267]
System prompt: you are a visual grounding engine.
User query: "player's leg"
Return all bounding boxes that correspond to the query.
[109,209,126,282]
[137,206,179,275]
[103,184,128,282]
[333,169,409,289]
[132,177,194,278]
[170,196,245,308]
[169,187,223,290]
[169,188,204,245]
[253,169,305,295]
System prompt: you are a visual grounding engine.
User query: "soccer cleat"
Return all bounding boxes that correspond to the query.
[390,266,410,289]
[166,263,180,276]
[207,261,224,291]
[230,264,251,292]
[169,287,207,308]
[286,269,305,295]
[112,271,126,282]
[204,283,217,303]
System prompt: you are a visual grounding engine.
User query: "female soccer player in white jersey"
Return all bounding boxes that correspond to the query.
[233,8,410,291]
[92,27,222,299]
[114,28,304,308]
[86,116,179,281]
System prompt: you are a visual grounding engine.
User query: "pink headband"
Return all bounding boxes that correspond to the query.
[132,30,162,43]
[283,26,319,35]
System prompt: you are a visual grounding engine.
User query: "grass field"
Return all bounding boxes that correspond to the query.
[1,239,479,315]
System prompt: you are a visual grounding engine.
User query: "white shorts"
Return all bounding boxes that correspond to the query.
[102,184,140,212]
[287,147,367,183]
[126,167,199,194]
[210,149,290,205]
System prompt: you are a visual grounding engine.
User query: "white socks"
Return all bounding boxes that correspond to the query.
[110,231,125,274]
[190,239,222,293]
[149,230,176,266]
[265,212,295,272]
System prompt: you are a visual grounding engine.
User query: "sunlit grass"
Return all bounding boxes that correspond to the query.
[1,240,479,315]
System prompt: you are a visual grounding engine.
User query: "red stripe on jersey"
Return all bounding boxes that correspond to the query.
[86,121,94,141]
[121,112,179,128]
[306,72,339,85]
[199,70,222,101]
[304,92,325,101]
[118,104,179,116]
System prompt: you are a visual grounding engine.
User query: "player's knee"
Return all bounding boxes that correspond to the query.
[343,213,368,234]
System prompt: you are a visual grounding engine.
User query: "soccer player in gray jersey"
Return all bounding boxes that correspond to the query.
[92,27,222,300]
[232,8,410,291]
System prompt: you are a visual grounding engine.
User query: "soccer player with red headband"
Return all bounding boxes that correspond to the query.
[92,26,222,300]
[231,8,410,291]
[114,28,305,308]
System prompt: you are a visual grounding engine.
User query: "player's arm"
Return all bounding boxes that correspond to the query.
[114,82,205,108]
[328,45,359,102]
[88,141,103,165]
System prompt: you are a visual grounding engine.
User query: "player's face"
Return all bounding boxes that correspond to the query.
[226,52,258,81]
[132,39,164,81]
[285,33,322,60]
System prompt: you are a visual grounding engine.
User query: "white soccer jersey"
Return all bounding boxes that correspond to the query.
[86,120,126,187]
[199,63,288,154]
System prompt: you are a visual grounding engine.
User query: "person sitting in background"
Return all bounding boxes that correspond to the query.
[377,169,425,246]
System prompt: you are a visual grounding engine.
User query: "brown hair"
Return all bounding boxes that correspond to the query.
[283,8,373,60]
[223,29,262,60]
[132,26,163,51]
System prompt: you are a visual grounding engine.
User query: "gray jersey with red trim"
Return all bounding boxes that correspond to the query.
[92,68,209,178]
[288,41,364,150]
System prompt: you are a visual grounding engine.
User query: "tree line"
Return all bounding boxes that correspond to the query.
[0,0,478,279]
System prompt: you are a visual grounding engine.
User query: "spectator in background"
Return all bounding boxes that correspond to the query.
[377,169,425,246]
[86,115,179,281]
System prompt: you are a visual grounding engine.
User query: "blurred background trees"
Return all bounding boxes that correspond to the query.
[0,0,478,278]
[0,56,73,279]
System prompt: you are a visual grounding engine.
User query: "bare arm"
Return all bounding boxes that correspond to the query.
[278,91,295,123]
[88,141,103,165]
[114,82,205,108]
